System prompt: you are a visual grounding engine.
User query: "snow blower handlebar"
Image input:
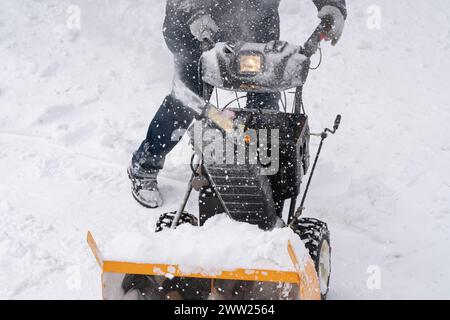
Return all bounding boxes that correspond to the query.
[300,21,330,58]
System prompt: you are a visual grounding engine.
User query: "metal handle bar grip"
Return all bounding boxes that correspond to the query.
[300,22,328,58]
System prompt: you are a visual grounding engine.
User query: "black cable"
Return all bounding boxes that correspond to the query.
[215,88,220,108]
[309,46,322,70]
[197,63,205,99]
[190,153,199,176]
[221,95,247,110]
[280,91,287,112]
[283,91,288,113]
[235,91,242,109]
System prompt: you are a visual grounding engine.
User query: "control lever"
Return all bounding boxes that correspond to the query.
[325,114,342,135]
[288,114,342,226]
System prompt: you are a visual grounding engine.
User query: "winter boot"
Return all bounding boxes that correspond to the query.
[127,164,163,208]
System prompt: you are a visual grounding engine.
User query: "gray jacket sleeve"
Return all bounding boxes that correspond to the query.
[166,0,208,21]
[163,1,210,55]
[312,0,347,19]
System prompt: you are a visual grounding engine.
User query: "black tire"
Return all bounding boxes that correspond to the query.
[291,217,331,300]
[155,211,198,232]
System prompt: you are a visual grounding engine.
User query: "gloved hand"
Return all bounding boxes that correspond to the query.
[318,5,345,46]
[189,13,219,43]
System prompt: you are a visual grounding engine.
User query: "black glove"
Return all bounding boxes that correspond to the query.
[318,6,345,46]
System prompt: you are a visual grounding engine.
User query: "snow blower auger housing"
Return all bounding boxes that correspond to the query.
[88,23,341,300]
[87,232,321,300]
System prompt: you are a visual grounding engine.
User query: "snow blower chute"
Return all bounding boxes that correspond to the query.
[88,23,341,300]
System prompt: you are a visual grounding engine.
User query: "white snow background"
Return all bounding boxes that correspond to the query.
[1,0,450,299]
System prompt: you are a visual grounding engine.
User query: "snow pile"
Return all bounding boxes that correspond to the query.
[103,214,308,273]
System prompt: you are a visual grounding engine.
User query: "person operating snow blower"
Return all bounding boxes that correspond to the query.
[128,0,347,208]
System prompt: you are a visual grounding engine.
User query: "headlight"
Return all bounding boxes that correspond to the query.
[239,54,262,74]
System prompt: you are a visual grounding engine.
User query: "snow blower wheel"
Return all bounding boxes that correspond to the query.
[155,211,198,232]
[292,218,331,300]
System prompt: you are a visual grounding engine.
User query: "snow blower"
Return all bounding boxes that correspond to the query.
[88,22,341,300]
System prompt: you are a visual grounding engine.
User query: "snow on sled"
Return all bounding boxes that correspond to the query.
[87,215,321,300]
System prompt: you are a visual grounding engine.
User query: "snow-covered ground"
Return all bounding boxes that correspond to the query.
[1,0,450,299]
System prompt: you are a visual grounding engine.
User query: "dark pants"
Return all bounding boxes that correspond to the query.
[132,14,281,172]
